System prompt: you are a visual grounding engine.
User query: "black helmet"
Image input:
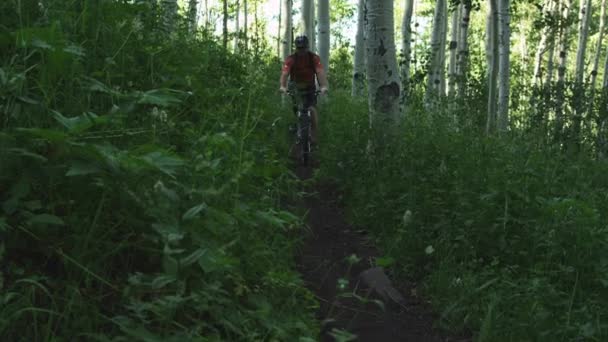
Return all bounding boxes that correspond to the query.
[295,35,309,49]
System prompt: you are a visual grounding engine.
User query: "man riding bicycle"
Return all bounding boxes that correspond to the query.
[279,35,328,144]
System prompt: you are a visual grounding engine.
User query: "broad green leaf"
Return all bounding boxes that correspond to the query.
[6,148,47,162]
[180,248,207,266]
[182,203,207,220]
[27,214,65,226]
[52,110,100,133]
[66,161,102,176]
[16,128,68,142]
[136,88,183,107]
[140,151,183,178]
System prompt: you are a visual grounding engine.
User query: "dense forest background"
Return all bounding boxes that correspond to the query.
[1,0,608,341]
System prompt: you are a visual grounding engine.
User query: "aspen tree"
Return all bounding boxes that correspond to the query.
[497,0,511,132]
[439,0,448,95]
[244,0,248,50]
[572,0,592,144]
[575,0,592,84]
[457,2,471,97]
[486,0,499,134]
[352,0,367,97]
[235,0,241,52]
[556,0,573,130]
[401,0,415,94]
[590,0,607,89]
[281,0,292,61]
[448,4,460,97]
[366,0,401,126]
[311,0,316,52]
[223,0,229,49]
[545,0,558,86]
[533,0,552,87]
[301,0,313,38]
[425,0,447,108]
[318,0,330,70]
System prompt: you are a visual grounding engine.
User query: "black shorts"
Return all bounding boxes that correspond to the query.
[296,87,317,109]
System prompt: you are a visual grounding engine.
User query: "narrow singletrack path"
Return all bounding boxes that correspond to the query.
[295,166,470,342]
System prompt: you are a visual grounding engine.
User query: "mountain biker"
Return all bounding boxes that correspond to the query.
[279,35,329,144]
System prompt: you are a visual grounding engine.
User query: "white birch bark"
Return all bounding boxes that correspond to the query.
[425,0,447,107]
[590,0,607,88]
[486,0,499,134]
[366,0,401,125]
[318,0,330,70]
[497,0,511,132]
[352,0,367,97]
[401,0,415,92]
[281,0,293,61]
[448,6,460,96]
[457,2,471,97]
[575,0,592,84]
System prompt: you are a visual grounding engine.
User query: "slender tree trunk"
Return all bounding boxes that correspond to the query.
[545,0,558,86]
[572,0,592,145]
[590,0,607,89]
[448,5,460,96]
[278,0,282,58]
[439,0,448,95]
[235,0,241,52]
[302,0,312,38]
[188,0,198,33]
[533,0,551,87]
[600,49,608,158]
[310,0,316,52]
[366,0,401,128]
[497,0,511,132]
[401,0,414,95]
[425,0,447,108]
[318,0,330,70]
[281,0,293,61]
[352,0,367,97]
[244,0,248,50]
[457,2,471,98]
[486,0,499,134]
[575,0,592,84]
[556,0,572,131]
[223,0,229,49]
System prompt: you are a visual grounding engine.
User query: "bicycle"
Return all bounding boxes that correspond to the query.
[287,89,321,166]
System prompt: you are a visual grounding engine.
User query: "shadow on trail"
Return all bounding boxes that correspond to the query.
[295,165,471,342]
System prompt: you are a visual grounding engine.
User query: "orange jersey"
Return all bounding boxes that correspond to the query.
[282,52,324,88]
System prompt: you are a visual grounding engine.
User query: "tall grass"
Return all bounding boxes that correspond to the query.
[0,1,317,340]
[319,90,608,341]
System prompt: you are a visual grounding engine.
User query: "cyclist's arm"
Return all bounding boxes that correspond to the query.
[280,57,293,89]
[313,56,329,90]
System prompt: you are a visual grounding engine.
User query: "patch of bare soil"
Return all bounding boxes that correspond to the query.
[295,166,471,342]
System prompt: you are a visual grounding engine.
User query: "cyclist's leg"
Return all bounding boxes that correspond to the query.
[304,87,318,144]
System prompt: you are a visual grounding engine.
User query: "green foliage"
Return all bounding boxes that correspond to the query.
[320,90,608,341]
[0,0,317,340]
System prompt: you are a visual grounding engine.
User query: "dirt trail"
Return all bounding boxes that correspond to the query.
[296,166,470,342]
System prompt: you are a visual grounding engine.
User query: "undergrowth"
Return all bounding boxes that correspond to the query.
[0,1,317,340]
[320,91,608,341]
